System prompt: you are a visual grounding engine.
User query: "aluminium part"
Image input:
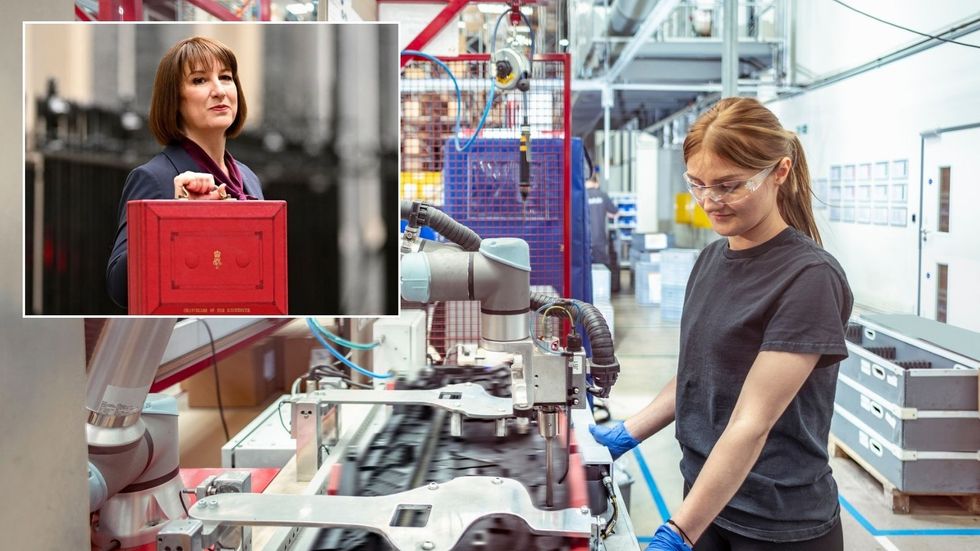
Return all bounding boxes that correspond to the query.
[305,382,513,419]
[158,471,252,551]
[156,518,247,551]
[189,476,591,550]
[291,394,341,482]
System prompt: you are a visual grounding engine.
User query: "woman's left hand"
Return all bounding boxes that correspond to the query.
[643,523,692,551]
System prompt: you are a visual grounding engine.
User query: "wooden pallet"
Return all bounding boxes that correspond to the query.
[829,435,980,514]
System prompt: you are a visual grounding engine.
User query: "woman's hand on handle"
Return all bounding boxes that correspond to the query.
[174,171,227,200]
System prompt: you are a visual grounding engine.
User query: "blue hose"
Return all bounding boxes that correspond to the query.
[308,317,381,350]
[305,319,394,380]
[401,10,516,153]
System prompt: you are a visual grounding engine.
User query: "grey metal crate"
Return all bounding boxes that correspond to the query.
[835,373,980,452]
[831,404,980,494]
[840,318,978,410]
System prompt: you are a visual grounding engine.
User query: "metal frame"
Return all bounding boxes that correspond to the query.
[393,0,541,65]
[304,383,514,418]
[188,476,594,550]
[603,0,682,85]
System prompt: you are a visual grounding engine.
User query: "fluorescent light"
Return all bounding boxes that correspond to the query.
[286,2,313,15]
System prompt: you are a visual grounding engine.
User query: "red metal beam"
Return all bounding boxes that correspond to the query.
[122,0,143,20]
[185,0,242,21]
[399,0,469,67]
[98,0,116,20]
[75,3,94,21]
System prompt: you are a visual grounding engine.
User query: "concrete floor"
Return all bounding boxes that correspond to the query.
[605,283,980,550]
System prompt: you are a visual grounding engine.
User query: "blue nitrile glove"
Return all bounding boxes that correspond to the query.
[644,523,693,550]
[588,421,640,460]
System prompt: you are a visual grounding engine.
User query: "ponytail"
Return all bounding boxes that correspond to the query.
[778,134,821,246]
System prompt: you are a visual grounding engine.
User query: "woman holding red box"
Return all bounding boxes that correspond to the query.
[106,36,263,309]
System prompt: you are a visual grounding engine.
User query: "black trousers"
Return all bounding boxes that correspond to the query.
[692,516,843,551]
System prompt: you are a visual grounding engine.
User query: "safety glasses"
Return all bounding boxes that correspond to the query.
[683,164,776,205]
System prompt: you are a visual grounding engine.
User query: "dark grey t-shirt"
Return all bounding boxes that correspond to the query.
[676,227,853,542]
[587,187,617,264]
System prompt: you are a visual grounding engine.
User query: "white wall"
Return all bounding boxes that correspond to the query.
[769,28,980,313]
[793,0,979,81]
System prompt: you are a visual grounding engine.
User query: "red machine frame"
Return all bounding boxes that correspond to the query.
[76,0,272,21]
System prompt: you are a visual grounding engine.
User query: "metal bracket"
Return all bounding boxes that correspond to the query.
[189,476,591,550]
[158,471,252,551]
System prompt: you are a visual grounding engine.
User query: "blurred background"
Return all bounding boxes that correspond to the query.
[25,23,399,315]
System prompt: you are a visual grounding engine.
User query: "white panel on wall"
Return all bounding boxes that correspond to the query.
[635,132,660,233]
[769,29,980,314]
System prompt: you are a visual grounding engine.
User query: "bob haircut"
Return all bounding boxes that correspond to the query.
[148,36,247,145]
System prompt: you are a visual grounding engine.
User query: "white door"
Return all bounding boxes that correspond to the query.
[919,126,980,332]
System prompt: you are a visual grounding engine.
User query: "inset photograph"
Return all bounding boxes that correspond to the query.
[25,22,398,315]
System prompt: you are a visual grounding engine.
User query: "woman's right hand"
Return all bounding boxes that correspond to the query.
[589,421,641,460]
[174,171,227,200]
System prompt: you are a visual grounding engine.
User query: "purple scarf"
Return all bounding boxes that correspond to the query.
[180,138,255,200]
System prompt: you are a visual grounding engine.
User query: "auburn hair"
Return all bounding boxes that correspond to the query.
[683,97,821,246]
[148,36,247,145]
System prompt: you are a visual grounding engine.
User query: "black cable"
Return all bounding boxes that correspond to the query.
[178,489,190,517]
[310,364,374,389]
[830,0,980,49]
[277,400,291,433]
[199,319,230,442]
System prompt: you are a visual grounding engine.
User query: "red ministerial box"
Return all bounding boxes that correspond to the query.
[127,200,288,315]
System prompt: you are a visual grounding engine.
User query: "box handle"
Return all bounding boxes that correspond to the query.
[868,439,884,457]
[870,402,884,419]
[864,328,877,341]
[871,364,886,380]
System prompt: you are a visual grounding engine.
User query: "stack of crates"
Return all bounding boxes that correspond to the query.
[632,233,671,306]
[660,248,699,321]
[831,316,980,507]
[591,264,615,340]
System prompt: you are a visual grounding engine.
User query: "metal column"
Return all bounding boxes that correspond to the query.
[722,0,739,98]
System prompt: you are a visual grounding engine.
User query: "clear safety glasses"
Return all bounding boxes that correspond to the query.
[683,164,776,205]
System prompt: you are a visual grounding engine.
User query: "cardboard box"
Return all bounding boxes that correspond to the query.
[182,338,283,408]
[278,334,320,392]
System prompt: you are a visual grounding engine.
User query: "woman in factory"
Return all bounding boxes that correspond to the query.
[105,36,263,309]
[591,97,852,551]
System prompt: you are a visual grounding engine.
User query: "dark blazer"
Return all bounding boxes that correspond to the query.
[106,144,264,309]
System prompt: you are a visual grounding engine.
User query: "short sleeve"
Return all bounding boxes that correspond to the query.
[604,194,617,215]
[760,263,852,369]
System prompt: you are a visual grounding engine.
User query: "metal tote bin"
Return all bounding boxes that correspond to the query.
[835,373,980,452]
[832,315,980,494]
[840,318,978,410]
[830,405,979,494]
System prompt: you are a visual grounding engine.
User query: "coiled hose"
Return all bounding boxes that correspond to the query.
[529,291,620,397]
[402,200,620,396]
[401,200,481,252]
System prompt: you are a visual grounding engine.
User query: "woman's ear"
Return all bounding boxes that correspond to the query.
[774,156,792,186]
